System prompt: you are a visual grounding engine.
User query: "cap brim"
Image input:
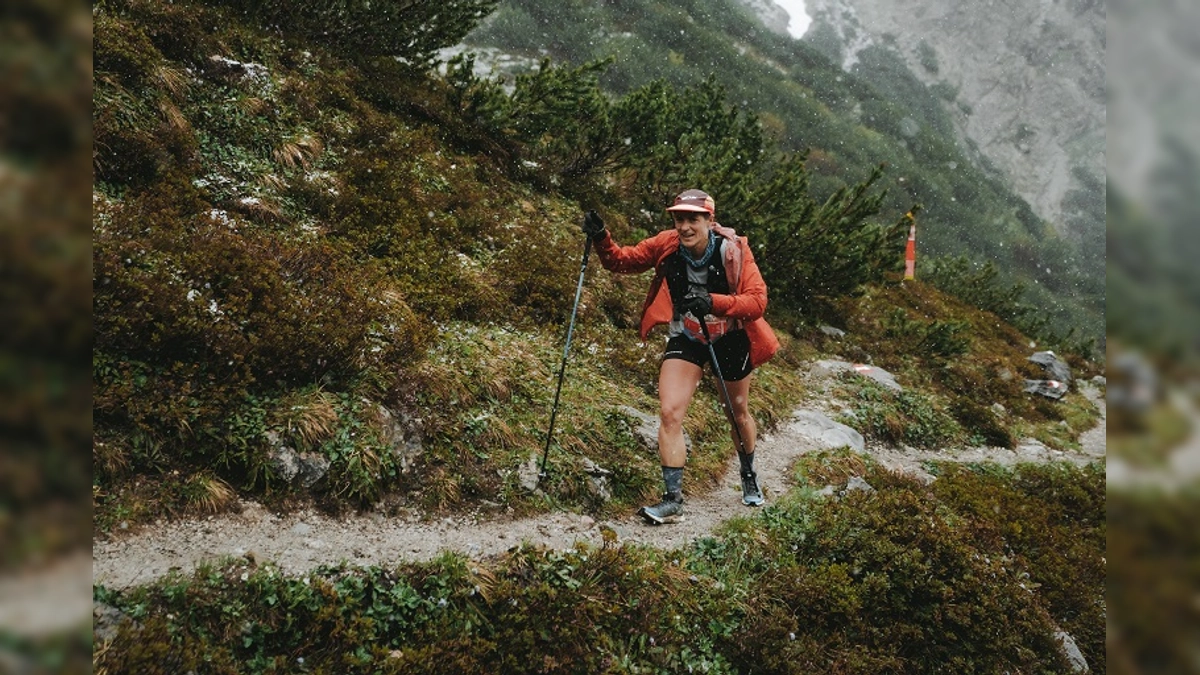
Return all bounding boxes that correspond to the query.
[666,205,711,213]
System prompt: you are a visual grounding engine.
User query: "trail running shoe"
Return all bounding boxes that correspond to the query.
[741,471,764,506]
[638,493,683,524]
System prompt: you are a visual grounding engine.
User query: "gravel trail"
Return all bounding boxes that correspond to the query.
[91,382,1106,591]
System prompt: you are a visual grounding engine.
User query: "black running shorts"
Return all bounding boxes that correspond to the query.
[662,329,753,381]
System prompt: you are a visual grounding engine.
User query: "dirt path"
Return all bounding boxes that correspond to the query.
[91,417,826,590]
[91,382,1107,591]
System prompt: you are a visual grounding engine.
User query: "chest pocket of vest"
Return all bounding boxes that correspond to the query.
[662,244,730,307]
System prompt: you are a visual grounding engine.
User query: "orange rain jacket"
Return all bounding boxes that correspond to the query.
[594,224,780,368]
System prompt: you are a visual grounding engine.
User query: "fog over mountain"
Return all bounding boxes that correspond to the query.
[791,0,1104,239]
[1108,0,1200,210]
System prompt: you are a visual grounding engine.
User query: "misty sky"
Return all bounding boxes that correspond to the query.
[774,0,813,38]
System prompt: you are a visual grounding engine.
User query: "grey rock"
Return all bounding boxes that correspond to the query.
[518,452,541,492]
[266,439,301,483]
[296,452,330,489]
[812,360,902,391]
[581,458,613,501]
[1029,351,1073,385]
[264,431,330,488]
[844,476,875,493]
[93,603,129,643]
[1024,378,1069,400]
[586,474,612,501]
[1055,630,1089,672]
[854,363,902,391]
[785,410,865,452]
[1014,438,1052,461]
[374,403,424,474]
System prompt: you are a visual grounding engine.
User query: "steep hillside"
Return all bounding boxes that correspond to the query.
[461,0,1103,350]
[804,0,1104,234]
[86,2,1108,672]
[91,0,1099,532]
[799,0,1105,352]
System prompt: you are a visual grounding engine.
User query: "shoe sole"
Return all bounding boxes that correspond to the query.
[742,496,765,506]
[637,507,683,525]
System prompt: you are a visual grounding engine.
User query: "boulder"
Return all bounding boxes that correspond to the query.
[1023,378,1069,400]
[1029,351,1073,384]
[1055,630,1089,672]
[784,410,866,452]
[1025,351,1072,399]
[265,432,330,489]
[374,403,424,473]
[812,359,902,392]
[819,325,846,338]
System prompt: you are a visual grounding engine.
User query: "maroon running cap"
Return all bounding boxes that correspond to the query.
[665,189,715,215]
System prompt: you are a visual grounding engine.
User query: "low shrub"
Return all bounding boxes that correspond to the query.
[95,457,1104,673]
[930,462,1106,671]
[949,397,1014,448]
[835,374,963,450]
[93,184,426,506]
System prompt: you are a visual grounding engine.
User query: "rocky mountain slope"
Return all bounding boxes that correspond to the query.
[799,0,1104,236]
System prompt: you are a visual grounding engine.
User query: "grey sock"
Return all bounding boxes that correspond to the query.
[662,466,683,500]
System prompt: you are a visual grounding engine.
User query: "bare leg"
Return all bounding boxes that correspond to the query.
[721,375,756,455]
[657,359,704,467]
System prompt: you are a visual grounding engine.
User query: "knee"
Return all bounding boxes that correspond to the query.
[659,404,687,431]
[730,399,754,427]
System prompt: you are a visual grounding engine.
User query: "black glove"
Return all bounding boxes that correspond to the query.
[679,290,713,318]
[581,210,606,240]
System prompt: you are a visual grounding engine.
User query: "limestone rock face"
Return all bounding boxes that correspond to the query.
[801,0,1104,233]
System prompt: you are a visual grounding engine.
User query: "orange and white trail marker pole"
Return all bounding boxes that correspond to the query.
[903,211,916,280]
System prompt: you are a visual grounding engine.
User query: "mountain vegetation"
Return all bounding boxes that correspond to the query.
[95,456,1103,673]
[462,0,1103,353]
[90,0,1104,671]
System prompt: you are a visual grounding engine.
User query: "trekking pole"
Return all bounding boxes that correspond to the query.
[536,235,593,488]
[698,320,749,455]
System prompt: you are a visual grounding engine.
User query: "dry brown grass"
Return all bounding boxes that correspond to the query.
[258,172,287,192]
[273,133,324,170]
[153,64,190,98]
[94,438,131,478]
[799,451,870,487]
[185,474,237,514]
[158,99,190,133]
[423,467,461,509]
[232,195,284,223]
[236,95,270,116]
[274,388,340,449]
[480,415,521,450]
